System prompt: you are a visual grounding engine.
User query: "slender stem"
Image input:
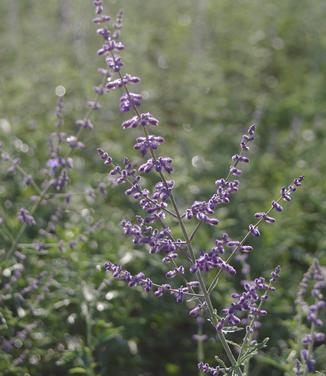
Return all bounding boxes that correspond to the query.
[190,221,202,242]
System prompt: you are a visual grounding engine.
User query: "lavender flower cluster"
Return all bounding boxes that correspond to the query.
[88,2,310,375]
[0,2,118,367]
[216,266,280,331]
[295,260,325,374]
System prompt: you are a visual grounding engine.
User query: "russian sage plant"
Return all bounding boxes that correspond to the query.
[90,2,313,375]
[0,5,112,370]
[0,1,324,375]
[294,260,325,375]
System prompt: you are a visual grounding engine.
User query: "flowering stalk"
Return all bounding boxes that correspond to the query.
[189,124,255,237]
[208,176,304,294]
[2,50,110,262]
[238,266,281,374]
[93,4,246,373]
[4,183,51,261]
[91,2,305,375]
[1,153,43,195]
[294,259,325,374]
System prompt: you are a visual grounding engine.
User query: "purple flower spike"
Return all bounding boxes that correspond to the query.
[93,0,104,15]
[128,272,145,287]
[198,362,221,375]
[300,349,316,372]
[158,157,173,174]
[121,115,139,129]
[141,278,153,292]
[17,208,36,226]
[294,176,304,187]
[230,166,242,176]
[106,55,123,72]
[254,212,276,224]
[97,40,125,56]
[187,281,200,289]
[186,201,220,226]
[166,266,184,279]
[154,283,171,297]
[281,187,292,201]
[153,180,174,201]
[227,241,240,247]
[190,251,236,276]
[105,262,155,294]
[97,148,112,166]
[197,213,219,226]
[240,245,254,254]
[93,15,111,24]
[240,123,256,150]
[106,74,140,90]
[232,154,249,163]
[272,200,283,212]
[217,266,279,331]
[97,28,111,41]
[248,124,256,135]
[280,176,304,202]
[270,265,281,283]
[171,287,188,303]
[138,159,154,174]
[134,135,164,156]
[189,305,202,317]
[66,136,85,149]
[249,224,260,237]
[162,253,178,264]
[119,92,142,112]
[139,157,173,175]
[122,112,159,129]
[314,332,325,342]
[76,119,94,129]
[88,100,101,110]
[295,260,325,372]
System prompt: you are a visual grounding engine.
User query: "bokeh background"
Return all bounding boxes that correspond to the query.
[0,0,325,375]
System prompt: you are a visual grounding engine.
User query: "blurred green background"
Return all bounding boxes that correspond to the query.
[0,0,325,375]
